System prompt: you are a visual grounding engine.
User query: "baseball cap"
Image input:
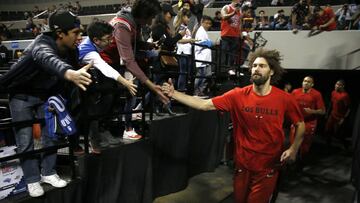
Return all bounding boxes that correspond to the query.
[162,3,177,16]
[43,9,81,33]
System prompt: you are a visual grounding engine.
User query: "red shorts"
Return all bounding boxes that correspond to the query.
[290,121,317,157]
[233,167,279,203]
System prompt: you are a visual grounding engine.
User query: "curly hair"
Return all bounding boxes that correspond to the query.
[248,48,285,84]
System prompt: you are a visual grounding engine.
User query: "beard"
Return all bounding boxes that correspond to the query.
[251,73,270,86]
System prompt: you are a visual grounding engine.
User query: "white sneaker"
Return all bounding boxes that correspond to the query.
[41,174,67,188]
[123,129,142,140]
[27,182,44,197]
[228,69,236,75]
[131,112,142,120]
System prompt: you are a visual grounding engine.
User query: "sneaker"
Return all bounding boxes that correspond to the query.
[101,131,121,145]
[131,112,142,120]
[164,106,176,116]
[123,129,142,140]
[89,141,101,154]
[111,117,119,121]
[155,108,165,116]
[228,69,236,75]
[41,174,67,188]
[91,136,110,148]
[27,182,44,197]
[99,140,110,148]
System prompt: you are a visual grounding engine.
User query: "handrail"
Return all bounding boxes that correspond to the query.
[0,143,70,163]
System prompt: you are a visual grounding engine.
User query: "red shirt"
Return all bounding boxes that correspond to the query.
[212,85,303,171]
[220,4,241,38]
[316,7,337,31]
[292,88,325,122]
[330,90,350,119]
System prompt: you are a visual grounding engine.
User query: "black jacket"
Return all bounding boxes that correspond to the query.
[0,34,74,98]
[151,17,182,52]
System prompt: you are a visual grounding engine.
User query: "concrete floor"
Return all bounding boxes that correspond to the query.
[154,165,233,203]
[154,136,356,203]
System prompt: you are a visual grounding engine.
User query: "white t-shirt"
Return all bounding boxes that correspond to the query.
[195,26,212,67]
[176,24,192,55]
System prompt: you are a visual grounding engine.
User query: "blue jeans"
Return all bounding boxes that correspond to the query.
[9,95,57,184]
[194,65,211,94]
[124,80,139,129]
[177,55,192,91]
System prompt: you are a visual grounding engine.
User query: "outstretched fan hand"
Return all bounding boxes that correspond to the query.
[64,61,93,91]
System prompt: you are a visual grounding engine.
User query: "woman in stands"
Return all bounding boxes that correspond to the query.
[174,8,197,92]
[133,3,185,116]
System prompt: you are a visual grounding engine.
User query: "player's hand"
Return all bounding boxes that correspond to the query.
[280,148,297,163]
[154,85,170,104]
[65,61,93,91]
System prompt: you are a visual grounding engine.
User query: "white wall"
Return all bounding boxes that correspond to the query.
[207,30,360,70]
[2,30,359,70]
[1,4,343,30]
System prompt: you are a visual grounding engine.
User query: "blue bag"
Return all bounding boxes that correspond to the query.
[44,95,77,139]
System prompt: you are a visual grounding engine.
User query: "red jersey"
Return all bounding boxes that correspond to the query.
[330,90,350,119]
[212,85,303,171]
[316,7,336,31]
[292,88,325,122]
[220,4,241,38]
